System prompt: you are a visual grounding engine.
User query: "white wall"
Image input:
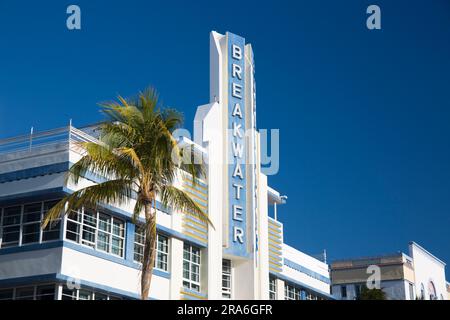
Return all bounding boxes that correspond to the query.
[60,247,170,299]
[409,242,447,300]
[282,244,331,294]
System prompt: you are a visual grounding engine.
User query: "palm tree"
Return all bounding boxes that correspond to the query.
[42,88,212,300]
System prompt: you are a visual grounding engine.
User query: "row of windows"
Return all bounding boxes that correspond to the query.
[284,283,323,300]
[0,202,171,273]
[66,209,125,257]
[0,200,61,248]
[269,277,325,300]
[1,201,205,293]
[0,284,122,300]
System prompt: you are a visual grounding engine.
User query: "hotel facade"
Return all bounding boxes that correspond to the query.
[0,31,333,300]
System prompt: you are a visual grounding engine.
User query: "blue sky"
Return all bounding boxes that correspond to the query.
[1,0,449,275]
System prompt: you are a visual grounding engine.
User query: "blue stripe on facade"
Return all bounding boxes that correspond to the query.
[181,178,208,189]
[283,258,331,285]
[0,162,70,183]
[0,240,64,256]
[183,187,208,201]
[183,222,207,236]
[0,187,66,205]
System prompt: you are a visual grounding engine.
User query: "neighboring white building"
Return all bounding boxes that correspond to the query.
[0,31,332,300]
[331,242,448,300]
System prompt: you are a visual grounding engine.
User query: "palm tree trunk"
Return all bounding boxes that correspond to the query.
[141,201,157,300]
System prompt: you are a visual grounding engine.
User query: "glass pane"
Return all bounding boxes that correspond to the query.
[191,284,200,292]
[97,231,110,252]
[36,285,55,300]
[94,293,108,300]
[22,223,40,244]
[82,225,96,244]
[98,213,111,232]
[62,287,76,300]
[2,226,20,246]
[43,220,61,241]
[23,203,42,223]
[112,219,124,237]
[3,206,21,225]
[78,289,92,300]
[15,287,34,300]
[0,289,14,300]
[66,221,80,242]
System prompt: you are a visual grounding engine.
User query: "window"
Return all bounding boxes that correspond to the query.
[420,283,425,300]
[269,276,277,300]
[15,286,36,300]
[183,243,201,292]
[1,206,21,247]
[409,283,414,300]
[22,203,41,244]
[341,285,347,298]
[35,285,56,300]
[222,259,232,299]
[61,285,121,300]
[0,200,61,249]
[65,209,125,257]
[355,284,364,299]
[133,227,169,272]
[284,283,301,300]
[0,285,56,300]
[428,281,437,300]
[0,288,13,300]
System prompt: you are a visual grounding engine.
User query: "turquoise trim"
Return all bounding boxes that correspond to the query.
[183,227,208,240]
[268,229,282,237]
[183,221,207,234]
[283,258,331,285]
[268,217,282,227]
[183,214,207,226]
[183,187,208,201]
[181,178,208,189]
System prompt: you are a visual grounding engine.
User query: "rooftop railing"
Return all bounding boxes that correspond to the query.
[0,125,99,159]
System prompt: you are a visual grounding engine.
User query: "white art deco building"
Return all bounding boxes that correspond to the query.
[0,31,333,300]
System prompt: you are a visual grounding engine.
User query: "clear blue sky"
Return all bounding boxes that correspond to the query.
[1,0,449,275]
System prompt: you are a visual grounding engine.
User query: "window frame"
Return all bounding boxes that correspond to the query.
[133,227,170,272]
[269,276,277,300]
[65,208,125,258]
[183,243,201,292]
[0,200,62,249]
[222,259,232,299]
